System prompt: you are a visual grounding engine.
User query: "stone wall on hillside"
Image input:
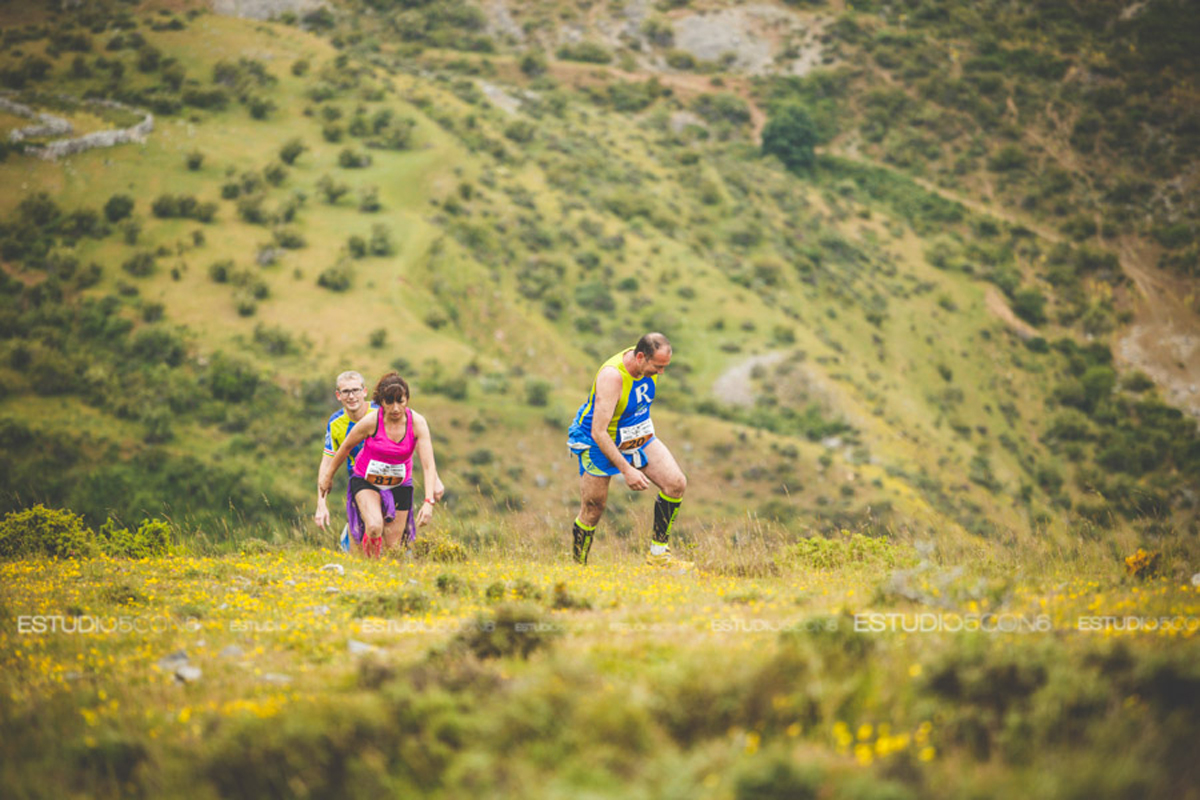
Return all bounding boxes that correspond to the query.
[1,97,74,142]
[2,93,153,160]
[30,109,154,160]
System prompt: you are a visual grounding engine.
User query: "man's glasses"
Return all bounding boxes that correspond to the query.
[337,387,365,396]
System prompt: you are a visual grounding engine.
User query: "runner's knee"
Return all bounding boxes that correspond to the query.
[664,471,686,498]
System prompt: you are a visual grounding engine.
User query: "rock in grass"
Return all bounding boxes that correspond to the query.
[157,650,188,671]
[174,664,202,684]
[348,639,377,655]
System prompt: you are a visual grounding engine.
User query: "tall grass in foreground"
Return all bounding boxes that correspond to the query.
[0,537,1196,799]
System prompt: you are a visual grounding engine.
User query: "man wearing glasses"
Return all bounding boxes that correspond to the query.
[314,371,374,551]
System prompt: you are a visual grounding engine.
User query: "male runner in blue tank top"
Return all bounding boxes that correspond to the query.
[567,332,690,567]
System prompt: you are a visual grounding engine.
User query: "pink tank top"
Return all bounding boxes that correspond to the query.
[353,408,416,488]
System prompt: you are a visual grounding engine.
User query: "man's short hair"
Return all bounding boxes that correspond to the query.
[635,332,671,359]
[335,370,365,389]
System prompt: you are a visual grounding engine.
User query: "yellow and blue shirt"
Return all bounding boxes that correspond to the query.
[323,403,378,476]
[568,349,658,474]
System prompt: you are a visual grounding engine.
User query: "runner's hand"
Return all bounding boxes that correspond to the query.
[416,501,433,528]
[314,499,330,529]
[623,468,650,491]
[433,477,445,502]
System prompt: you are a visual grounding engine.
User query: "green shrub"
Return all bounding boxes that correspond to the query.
[337,148,371,168]
[792,532,914,569]
[503,119,536,143]
[762,104,819,172]
[574,281,616,312]
[204,699,399,800]
[317,263,353,292]
[207,353,260,402]
[69,733,148,789]
[96,517,172,558]
[0,505,95,558]
[436,573,467,594]
[414,534,468,563]
[734,756,824,800]
[692,92,751,125]
[524,378,552,407]
[279,137,307,165]
[369,224,394,256]
[103,194,134,222]
[453,603,559,659]
[353,589,431,617]
[556,42,612,64]
[665,49,697,69]
[519,50,547,76]
[263,162,287,187]
[358,186,381,213]
[1011,286,1047,325]
[551,581,592,610]
[317,175,350,204]
[988,144,1028,172]
[121,252,156,277]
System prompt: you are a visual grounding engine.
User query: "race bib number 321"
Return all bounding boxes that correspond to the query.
[364,460,406,486]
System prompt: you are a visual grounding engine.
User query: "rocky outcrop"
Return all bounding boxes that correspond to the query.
[211,0,327,21]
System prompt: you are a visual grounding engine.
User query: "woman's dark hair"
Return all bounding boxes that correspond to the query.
[372,371,410,405]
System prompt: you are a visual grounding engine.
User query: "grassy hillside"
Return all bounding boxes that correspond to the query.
[0,0,1197,569]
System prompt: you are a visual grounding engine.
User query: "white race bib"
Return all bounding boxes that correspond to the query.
[364,460,406,487]
[617,419,654,451]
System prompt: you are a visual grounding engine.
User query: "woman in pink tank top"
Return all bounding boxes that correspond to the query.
[319,372,443,557]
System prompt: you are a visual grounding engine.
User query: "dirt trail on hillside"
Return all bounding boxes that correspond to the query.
[984,287,1038,341]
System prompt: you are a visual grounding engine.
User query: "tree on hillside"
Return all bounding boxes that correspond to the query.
[762,103,819,173]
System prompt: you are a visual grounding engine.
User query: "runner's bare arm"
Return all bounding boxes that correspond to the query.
[314,453,337,528]
[590,367,651,490]
[318,410,376,497]
[412,411,439,526]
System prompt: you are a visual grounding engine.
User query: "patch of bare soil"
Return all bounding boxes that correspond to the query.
[711,351,788,407]
[1113,237,1200,418]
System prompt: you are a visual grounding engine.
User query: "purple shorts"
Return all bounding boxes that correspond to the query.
[345,484,417,546]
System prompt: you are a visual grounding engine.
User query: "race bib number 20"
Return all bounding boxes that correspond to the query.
[617,419,654,451]
[364,460,406,486]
